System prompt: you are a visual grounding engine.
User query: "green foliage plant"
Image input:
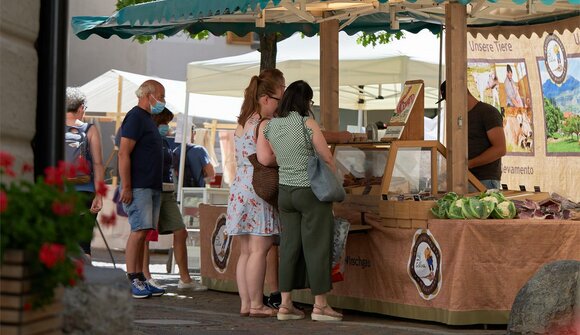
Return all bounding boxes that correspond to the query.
[0,151,97,308]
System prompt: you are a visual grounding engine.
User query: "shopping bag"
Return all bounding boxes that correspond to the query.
[331,217,350,282]
[113,187,128,217]
[300,117,345,203]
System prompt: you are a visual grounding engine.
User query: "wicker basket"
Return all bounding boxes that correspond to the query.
[247,153,279,207]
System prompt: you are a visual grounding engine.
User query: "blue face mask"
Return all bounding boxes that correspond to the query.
[150,96,165,115]
[158,124,169,137]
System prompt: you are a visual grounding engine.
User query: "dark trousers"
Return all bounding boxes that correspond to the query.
[80,191,95,255]
[278,185,333,295]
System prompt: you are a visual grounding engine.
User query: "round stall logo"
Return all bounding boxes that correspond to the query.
[211,213,232,273]
[407,229,442,300]
[543,34,567,84]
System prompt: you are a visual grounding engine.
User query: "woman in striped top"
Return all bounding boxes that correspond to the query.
[261,80,343,322]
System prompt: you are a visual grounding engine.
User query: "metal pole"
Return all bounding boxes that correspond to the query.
[34,0,68,176]
[436,28,444,145]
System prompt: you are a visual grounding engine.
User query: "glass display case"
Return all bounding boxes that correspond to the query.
[335,144,389,196]
[332,140,485,230]
[333,140,484,199]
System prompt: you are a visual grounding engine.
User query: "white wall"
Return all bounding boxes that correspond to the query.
[67,0,148,86]
[67,1,254,85]
[147,34,253,81]
[0,0,38,167]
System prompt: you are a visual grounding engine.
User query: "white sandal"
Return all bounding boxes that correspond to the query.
[311,304,343,322]
[277,304,305,321]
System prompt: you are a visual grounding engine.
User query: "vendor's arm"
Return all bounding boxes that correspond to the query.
[203,162,215,182]
[257,120,277,166]
[194,146,215,182]
[118,137,136,203]
[87,125,104,213]
[468,126,506,169]
[307,118,336,171]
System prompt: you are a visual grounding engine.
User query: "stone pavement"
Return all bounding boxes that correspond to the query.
[92,249,507,335]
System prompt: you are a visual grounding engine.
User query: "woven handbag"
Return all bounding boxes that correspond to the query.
[248,118,279,207]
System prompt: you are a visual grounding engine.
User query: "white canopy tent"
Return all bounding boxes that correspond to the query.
[80,70,244,210]
[80,69,242,123]
[186,29,444,111]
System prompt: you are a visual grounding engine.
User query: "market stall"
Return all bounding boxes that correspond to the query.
[73,0,580,326]
[199,203,578,324]
[197,79,580,325]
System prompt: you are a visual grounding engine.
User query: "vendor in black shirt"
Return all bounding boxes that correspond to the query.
[438,81,506,189]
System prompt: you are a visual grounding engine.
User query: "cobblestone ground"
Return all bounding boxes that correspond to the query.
[93,249,507,335]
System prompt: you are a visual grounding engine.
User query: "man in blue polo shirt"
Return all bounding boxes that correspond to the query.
[118,79,166,298]
[172,124,215,188]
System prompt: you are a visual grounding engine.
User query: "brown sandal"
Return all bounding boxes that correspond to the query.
[249,305,277,318]
[277,304,305,321]
[311,304,342,321]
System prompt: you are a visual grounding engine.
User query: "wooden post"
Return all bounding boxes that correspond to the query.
[115,75,123,134]
[320,19,339,131]
[445,3,468,194]
[112,75,124,188]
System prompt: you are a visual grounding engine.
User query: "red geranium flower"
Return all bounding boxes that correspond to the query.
[4,168,16,177]
[76,157,91,175]
[0,151,14,169]
[74,259,84,278]
[2,154,98,308]
[0,190,7,213]
[44,166,64,187]
[38,243,66,269]
[21,163,33,174]
[51,201,74,216]
[58,161,76,179]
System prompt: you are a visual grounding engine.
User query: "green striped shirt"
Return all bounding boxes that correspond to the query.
[264,111,314,187]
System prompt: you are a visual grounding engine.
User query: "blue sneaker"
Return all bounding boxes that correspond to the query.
[131,279,151,299]
[144,281,166,297]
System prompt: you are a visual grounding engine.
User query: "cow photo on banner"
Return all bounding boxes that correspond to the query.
[467,18,579,202]
[468,61,534,155]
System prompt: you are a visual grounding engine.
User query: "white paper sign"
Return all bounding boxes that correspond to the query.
[174,113,194,144]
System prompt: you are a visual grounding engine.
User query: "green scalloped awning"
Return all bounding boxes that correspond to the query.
[72,12,440,40]
[72,0,579,40]
[113,0,579,25]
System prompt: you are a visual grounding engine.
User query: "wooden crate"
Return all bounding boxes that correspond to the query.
[1,250,63,335]
[379,200,436,229]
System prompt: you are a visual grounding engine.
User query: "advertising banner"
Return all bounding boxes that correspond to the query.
[467,20,579,201]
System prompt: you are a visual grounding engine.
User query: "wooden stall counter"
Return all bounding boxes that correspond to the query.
[199,202,580,325]
[315,218,579,325]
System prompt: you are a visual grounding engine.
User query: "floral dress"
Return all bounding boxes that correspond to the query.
[225,117,280,236]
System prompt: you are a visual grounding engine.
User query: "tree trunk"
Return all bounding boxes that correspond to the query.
[259,33,277,71]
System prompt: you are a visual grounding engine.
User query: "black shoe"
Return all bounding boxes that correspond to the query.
[265,292,281,309]
[292,302,306,311]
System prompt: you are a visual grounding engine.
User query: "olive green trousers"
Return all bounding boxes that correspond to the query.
[278,184,334,295]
